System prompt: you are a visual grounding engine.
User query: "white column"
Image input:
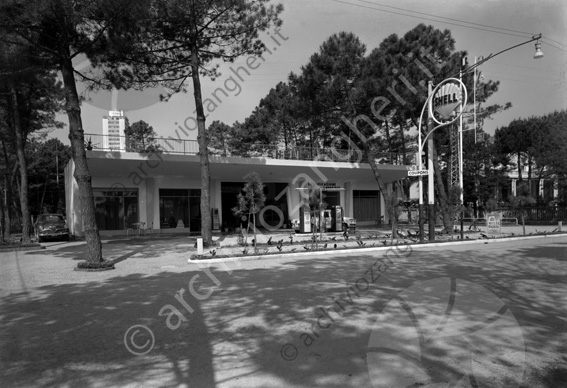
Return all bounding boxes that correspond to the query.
[288,180,300,220]
[211,179,222,224]
[344,182,353,217]
[145,177,156,229]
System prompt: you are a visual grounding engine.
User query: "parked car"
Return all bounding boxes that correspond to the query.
[34,214,70,242]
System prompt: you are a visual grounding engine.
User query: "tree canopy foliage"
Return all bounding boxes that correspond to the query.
[0,32,65,242]
[494,110,567,204]
[125,120,161,153]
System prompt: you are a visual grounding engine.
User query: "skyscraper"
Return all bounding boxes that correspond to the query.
[102,110,126,151]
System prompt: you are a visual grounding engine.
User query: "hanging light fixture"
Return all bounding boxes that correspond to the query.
[534,39,544,59]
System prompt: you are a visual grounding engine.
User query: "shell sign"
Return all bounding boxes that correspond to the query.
[432,82,462,120]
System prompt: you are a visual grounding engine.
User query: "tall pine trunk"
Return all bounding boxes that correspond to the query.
[191,47,213,246]
[431,141,452,232]
[0,171,6,242]
[60,47,103,263]
[364,143,398,239]
[384,120,392,163]
[2,143,12,238]
[399,123,411,223]
[517,151,522,182]
[10,81,31,244]
[527,155,534,200]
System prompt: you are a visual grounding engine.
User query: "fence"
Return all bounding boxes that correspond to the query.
[498,206,567,222]
[84,133,415,165]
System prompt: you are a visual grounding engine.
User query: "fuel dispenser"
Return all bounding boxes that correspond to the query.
[299,206,311,233]
[330,205,343,232]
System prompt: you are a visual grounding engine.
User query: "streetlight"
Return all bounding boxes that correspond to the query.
[458,34,544,77]
[534,39,544,59]
[457,33,544,229]
[469,35,544,145]
[473,56,484,144]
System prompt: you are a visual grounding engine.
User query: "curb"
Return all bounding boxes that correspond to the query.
[0,245,46,253]
[188,233,567,264]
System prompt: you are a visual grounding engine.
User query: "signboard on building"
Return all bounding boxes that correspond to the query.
[486,211,502,235]
[317,182,344,191]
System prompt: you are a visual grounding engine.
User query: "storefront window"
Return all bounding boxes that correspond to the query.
[221,182,289,229]
[93,189,138,230]
[159,189,201,230]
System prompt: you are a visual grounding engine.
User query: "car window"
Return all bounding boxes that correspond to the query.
[39,215,64,222]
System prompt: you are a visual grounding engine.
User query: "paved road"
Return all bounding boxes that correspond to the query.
[1,235,566,387]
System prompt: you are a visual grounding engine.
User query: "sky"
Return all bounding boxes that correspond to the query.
[48,0,567,145]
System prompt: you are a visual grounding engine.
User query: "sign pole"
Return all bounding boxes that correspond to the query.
[318,186,322,249]
[459,61,465,240]
[417,85,429,243]
[418,171,424,243]
[427,81,436,242]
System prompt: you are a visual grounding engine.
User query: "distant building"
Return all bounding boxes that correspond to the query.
[102,110,126,151]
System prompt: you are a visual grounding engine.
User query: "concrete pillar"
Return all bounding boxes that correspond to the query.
[288,180,300,220]
[211,179,222,224]
[344,181,352,217]
[145,177,156,229]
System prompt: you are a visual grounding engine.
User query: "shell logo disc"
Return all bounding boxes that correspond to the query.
[432,82,462,120]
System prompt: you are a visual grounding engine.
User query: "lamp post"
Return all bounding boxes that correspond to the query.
[456,34,544,231]
[468,35,543,143]
[473,56,485,143]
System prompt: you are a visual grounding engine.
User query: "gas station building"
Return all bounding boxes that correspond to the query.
[65,144,411,236]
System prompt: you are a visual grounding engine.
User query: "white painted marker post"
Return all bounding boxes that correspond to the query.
[197,238,203,255]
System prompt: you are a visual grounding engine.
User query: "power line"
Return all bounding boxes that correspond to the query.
[543,35,567,49]
[542,40,567,53]
[331,0,534,39]
[486,60,561,74]
[355,0,535,38]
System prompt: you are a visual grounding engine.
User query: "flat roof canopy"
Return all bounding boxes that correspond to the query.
[84,151,411,184]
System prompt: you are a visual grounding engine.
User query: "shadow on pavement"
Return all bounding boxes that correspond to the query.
[1,238,565,387]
